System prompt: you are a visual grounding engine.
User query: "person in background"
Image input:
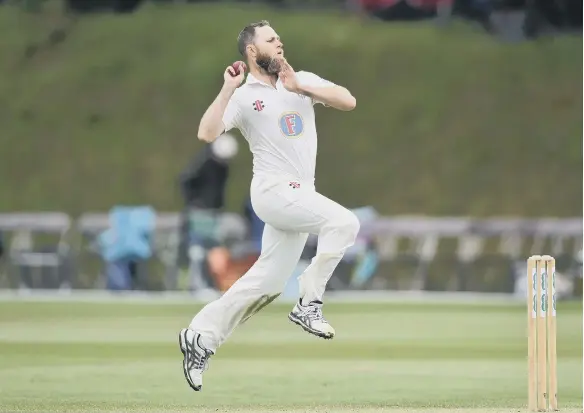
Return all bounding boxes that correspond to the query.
[177,133,239,292]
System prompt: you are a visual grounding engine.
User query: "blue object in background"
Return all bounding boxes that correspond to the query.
[281,260,308,300]
[244,196,265,253]
[98,206,156,290]
[98,206,156,262]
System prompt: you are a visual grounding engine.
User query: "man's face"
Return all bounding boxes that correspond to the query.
[251,26,284,74]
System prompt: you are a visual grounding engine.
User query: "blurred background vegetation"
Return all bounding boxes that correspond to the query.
[0,0,581,217]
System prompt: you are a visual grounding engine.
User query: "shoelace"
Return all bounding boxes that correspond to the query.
[185,336,212,372]
[303,303,327,323]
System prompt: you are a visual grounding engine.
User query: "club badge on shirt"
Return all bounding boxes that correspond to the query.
[279,112,304,138]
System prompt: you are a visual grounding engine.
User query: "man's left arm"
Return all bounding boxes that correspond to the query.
[282,69,355,111]
[299,83,356,111]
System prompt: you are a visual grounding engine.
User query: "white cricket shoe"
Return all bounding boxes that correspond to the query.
[178,328,214,391]
[288,299,335,339]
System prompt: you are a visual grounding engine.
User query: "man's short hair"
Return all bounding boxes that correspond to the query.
[237,20,270,57]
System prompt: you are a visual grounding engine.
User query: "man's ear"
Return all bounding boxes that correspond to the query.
[246,44,256,59]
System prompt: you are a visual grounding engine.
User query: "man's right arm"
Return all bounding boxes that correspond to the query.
[197,85,236,143]
[198,63,246,143]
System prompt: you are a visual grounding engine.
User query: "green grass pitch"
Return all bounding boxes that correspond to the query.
[0,298,581,413]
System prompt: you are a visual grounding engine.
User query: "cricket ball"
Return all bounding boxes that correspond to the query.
[231,61,247,76]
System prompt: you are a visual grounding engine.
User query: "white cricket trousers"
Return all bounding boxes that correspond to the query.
[189,174,360,352]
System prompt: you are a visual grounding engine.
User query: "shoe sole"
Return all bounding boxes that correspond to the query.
[178,329,202,392]
[288,312,334,340]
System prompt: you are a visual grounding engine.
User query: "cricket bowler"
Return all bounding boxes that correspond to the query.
[179,20,359,392]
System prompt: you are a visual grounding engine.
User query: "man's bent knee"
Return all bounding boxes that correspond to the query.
[326,210,360,249]
[341,211,360,242]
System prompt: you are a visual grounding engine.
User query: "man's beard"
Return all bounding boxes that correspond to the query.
[256,53,282,75]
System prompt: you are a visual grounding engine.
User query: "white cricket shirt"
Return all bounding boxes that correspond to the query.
[222,71,335,183]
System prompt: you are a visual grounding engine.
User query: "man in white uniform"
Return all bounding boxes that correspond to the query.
[179,20,359,392]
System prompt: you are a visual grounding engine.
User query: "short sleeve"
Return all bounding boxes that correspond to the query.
[222,95,242,132]
[297,71,336,106]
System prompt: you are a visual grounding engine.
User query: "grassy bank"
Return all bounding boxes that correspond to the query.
[1,2,581,215]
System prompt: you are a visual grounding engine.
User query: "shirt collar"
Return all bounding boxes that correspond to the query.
[245,73,279,88]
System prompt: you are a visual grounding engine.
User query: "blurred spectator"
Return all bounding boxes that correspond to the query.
[177,133,239,291]
[523,0,581,37]
[65,0,143,13]
[97,206,156,291]
[359,0,453,20]
[179,134,237,212]
[453,0,494,31]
